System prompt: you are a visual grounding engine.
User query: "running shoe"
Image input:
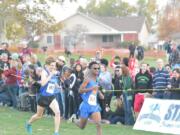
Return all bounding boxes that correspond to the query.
[25,122,32,134]
[68,114,76,123]
[53,132,60,135]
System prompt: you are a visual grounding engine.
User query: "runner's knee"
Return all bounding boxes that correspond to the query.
[54,111,60,116]
[36,113,43,119]
[95,121,101,128]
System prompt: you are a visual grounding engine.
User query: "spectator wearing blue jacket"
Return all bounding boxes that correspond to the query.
[153,59,171,99]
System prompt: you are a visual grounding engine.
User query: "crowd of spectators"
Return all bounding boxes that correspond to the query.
[0,42,179,126]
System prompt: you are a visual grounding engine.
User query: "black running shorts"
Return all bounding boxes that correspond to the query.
[37,95,55,107]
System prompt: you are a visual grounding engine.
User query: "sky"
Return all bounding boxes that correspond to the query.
[50,0,169,22]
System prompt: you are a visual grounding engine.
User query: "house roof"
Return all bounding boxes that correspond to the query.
[61,12,146,33]
[89,15,145,32]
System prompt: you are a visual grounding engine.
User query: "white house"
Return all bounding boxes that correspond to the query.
[40,12,149,49]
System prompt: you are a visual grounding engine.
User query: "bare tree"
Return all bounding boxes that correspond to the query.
[64,24,88,50]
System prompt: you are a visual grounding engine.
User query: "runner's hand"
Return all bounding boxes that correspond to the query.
[92,86,99,91]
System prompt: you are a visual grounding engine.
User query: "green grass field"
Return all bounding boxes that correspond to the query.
[0,107,169,135]
[36,53,167,67]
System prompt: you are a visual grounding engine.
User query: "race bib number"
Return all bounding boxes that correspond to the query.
[46,83,55,94]
[88,94,97,106]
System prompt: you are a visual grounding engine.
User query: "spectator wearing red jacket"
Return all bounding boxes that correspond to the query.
[2,54,19,108]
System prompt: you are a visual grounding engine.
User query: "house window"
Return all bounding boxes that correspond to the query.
[109,35,114,42]
[102,35,114,42]
[47,36,52,44]
[102,35,108,42]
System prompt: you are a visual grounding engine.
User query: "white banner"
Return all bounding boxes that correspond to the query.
[133,98,180,135]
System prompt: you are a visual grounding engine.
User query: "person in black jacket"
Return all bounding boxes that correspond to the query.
[0,42,11,59]
[112,65,123,98]
[60,67,74,119]
[68,64,84,119]
[128,43,136,58]
[73,64,84,109]
[135,46,144,61]
[168,68,180,99]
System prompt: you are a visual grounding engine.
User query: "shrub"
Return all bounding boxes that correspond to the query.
[118,41,139,48]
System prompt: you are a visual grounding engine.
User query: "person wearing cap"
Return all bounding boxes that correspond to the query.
[56,55,67,77]
[79,58,88,74]
[56,55,68,118]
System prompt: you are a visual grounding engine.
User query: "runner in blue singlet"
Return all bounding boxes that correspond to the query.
[25,56,61,135]
[74,61,104,135]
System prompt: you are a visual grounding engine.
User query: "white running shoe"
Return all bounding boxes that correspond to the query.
[68,114,76,123]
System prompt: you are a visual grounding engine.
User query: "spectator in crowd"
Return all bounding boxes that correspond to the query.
[103,98,124,124]
[30,54,41,67]
[73,61,104,135]
[99,58,112,105]
[79,58,88,73]
[98,58,112,118]
[0,55,3,84]
[69,58,75,68]
[110,55,121,69]
[64,47,72,58]
[41,46,48,53]
[20,43,32,56]
[122,57,129,67]
[135,45,144,61]
[165,64,173,78]
[0,53,12,106]
[128,55,139,81]
[134,63,152,119]
[28,65,41,112]
[167,68,180,99]
[56,55,67,118]
[62,67,76,120]
[20,54,31,95]
[95,50,102,63]
[26,56,61,135]
[0,53,10,70]
[0,42,11,58]
[169,45,180,69]
[56,55,67,77]
[149,66,156,76]
[121,65,134,125]
[128,43,136,58]
[22,54,31,68]
[112,65,123,98]
[164,40,172,61]
[153,59,171,99]
[2,53,19,108]
[72,64,84,117]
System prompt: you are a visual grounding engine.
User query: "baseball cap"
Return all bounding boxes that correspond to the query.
[58,56,66,62]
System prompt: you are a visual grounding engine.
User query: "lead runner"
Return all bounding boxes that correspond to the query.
[72,61,104,135]
[25,56,61,135]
